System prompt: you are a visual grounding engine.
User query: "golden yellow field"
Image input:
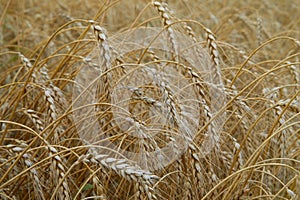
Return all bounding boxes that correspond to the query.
[0,0,299,199]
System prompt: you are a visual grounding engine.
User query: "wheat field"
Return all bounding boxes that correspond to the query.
[0,0,299,199]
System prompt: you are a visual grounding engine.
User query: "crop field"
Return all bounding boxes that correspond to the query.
[0,0,299,199]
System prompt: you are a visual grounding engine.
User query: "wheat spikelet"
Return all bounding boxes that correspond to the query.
[39,65,66,109]
[287,60,300,103]
[146,67,181,127]
[204,27,226,115]
[81,151,159,200]
[43,87,57,122]
[182,23,197,43]
[152,1,178,58]
[232,137,244,169]
[4,141,45,200]
[38,65,67,143]
[24,108,70,199]
[18,53,37,83]
[43,87,62,142]
[204,28,220,73]
[186,142,204,197]
[91,24,115,136]
[24,109,70,198]
[24,109,44,133]
[256,16,263,46]
[46,145,70,200]
[19,53,64,142]
[92,25,112,72]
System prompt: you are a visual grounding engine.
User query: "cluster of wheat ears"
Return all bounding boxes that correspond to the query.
[0,0,299,199]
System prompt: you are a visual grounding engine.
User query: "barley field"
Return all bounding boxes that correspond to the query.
[0,0,299,199]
